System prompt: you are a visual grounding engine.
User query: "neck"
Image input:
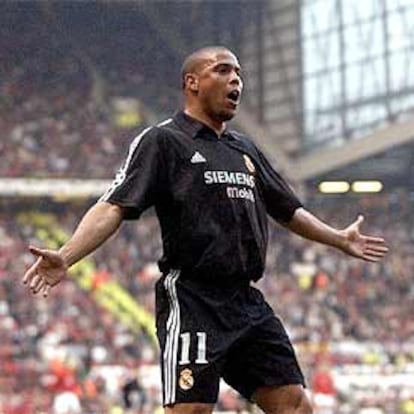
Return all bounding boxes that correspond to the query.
[184,107,225,136]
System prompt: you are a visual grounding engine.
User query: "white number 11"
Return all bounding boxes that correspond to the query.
[179,332,208,365]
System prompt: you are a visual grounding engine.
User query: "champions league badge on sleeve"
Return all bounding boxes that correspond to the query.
[243,154,256,174]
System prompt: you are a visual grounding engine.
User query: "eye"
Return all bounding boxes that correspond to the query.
[215,64,231,74]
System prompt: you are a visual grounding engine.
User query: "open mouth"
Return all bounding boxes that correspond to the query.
[227,90,240,104]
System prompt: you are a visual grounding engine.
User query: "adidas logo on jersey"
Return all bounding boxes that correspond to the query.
[190,151,207,164]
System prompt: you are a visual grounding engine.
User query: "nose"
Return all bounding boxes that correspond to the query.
[230,71,242,87]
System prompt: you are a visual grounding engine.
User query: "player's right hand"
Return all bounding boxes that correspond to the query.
[22,245,68,297]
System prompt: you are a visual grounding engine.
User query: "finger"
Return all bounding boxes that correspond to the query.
[362,254,383,262]
[356,215,364,226]
[30,274,42,289]
[32,279,47,295]
[22,257,42,285]
[365,242,388,250]
[348,215,364,232]
[366,245,389,253]
[29,245,63,267]
[43,284,51,298]
[364,236,386,244]
[29,245,50,258]
[364,249,387,258]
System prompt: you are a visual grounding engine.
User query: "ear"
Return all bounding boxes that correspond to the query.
[185,73,199,93]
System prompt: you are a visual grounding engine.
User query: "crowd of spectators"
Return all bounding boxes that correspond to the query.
[2,3,414,413]
[1,3,181,179]
[1,189,414,413]
[263,189,414,344]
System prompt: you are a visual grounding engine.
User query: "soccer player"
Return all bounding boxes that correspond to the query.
[23,46,388,414]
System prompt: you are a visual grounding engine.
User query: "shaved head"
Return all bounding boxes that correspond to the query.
[180,45,243,129]
[181,46,233,89]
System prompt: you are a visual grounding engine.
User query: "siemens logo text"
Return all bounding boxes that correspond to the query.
[204,171,255,188]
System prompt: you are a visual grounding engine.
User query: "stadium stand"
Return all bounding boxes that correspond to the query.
[2,1,414,413]
[1,3,181,179]
[1,190,414,413]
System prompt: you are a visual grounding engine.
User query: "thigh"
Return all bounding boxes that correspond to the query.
[253,384,313,414]
[222,314,305,401]
[165,403,214,414]
[156,272,247,406]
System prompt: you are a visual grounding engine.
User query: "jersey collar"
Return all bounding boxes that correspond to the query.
[173,110,234,141]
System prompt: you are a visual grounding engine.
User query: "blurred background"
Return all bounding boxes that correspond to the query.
[1,0,414,413]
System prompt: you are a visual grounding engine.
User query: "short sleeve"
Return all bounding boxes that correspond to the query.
[100,126,166,219]
[255,148,302,223]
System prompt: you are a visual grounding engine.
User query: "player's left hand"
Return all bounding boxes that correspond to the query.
[339,215,388,262]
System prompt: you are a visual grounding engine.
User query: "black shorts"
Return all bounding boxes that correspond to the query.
[155,270,305,406]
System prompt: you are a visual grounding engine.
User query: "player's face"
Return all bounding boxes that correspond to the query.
[196,51,243,122]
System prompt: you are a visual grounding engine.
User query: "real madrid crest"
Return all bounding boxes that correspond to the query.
[243,154,256,174]
[179,368,194,391]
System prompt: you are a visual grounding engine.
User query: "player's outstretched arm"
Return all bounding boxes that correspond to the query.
[285,207,388,262]
[22,201,123,297]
